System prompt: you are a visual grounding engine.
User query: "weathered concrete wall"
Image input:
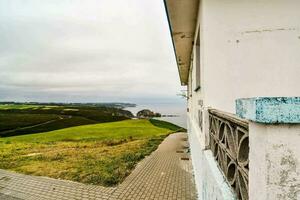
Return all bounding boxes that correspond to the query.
[188,16,237,197]
[201,150,236,200]
[249,123,300,200]
[200,0,300,113]
[187,46,203,127]
[187,1,300,199]
[188,115,236,200]
[187,115,203,199]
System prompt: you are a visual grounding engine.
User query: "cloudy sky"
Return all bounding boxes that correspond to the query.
[0,0,184,104]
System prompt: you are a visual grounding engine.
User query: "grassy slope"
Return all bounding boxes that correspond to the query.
[0,113,59,132]
[0,119,179,186]
[0,104,132,137]
[2,116,98,137]
[149,118,186,132]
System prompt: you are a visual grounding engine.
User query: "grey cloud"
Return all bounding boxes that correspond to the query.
[0,0,184,103]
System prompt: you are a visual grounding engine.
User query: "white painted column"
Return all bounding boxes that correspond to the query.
[249,123,300,200]
[236,97,300,200]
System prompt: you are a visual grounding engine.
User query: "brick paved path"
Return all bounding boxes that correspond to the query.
[0,133,197,200]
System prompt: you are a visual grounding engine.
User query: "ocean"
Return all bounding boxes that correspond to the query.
[125,102,187,129]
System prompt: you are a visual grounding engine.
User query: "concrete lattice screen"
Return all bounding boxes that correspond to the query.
[208,109,249,200]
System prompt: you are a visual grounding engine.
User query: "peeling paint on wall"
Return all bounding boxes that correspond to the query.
[268,144,300,200]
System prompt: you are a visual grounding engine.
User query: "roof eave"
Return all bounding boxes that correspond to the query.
[163,0,199,86]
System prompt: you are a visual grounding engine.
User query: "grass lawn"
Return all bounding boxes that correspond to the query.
[0,119,181,186]
[0,104,42,110]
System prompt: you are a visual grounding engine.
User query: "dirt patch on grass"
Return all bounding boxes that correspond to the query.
[24,153,43,157]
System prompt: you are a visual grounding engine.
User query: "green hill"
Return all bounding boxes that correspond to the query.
[0,119,181,186]
[0,103,133,137]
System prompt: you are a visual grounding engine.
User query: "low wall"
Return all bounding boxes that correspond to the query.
[188,115,236,200]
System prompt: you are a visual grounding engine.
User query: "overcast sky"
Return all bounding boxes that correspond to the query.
[0,0,184,104]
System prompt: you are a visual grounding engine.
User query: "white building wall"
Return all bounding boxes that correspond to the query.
[187,30,238,198]
[187,0,300,199]
[200,0,300,113]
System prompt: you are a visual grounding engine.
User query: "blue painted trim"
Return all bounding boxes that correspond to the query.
[236,97,300,124]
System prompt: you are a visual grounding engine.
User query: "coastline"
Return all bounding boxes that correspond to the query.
[125,102,187,129]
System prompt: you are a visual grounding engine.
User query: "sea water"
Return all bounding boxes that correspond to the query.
[125,102,187,129]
